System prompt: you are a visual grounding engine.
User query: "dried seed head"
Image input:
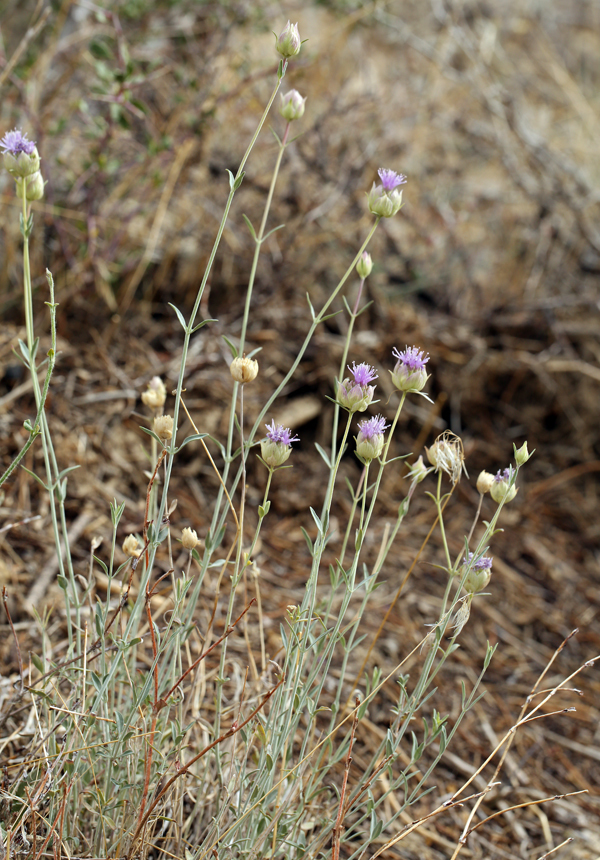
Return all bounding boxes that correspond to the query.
[181,527,199,551]
[230,356,259,384]
[426,431,466,484]
[452,599,471,635]
[122,534,142,558]
[142,376,167,410]
[154,414,174,444]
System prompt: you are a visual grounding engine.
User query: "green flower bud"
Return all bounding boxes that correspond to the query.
[275,21,301,59]
[15,171,44,201]
[356,252,373,279]
[280,90,306,122]
[514,441,531,466]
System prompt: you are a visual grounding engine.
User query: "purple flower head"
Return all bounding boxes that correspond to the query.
[392,345,430,370]
[1,128,36,156]
[494,468,511,483]
[338,362,377,413]
[349,362,378,386]
[391,346,430,393]
[357,414,389,440]
[465,552,493,572]
[265,420,299,446]
[378,168,407,192]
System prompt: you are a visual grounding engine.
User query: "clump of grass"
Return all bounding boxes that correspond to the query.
[0,20,595,860]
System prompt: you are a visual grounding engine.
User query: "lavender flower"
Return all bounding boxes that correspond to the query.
[490,467,518,504]
[390,345,429,393]
[337,362,378,413]
[1,128,40,178]
[461,552,493,594]
[377,168,407,192]
[356,414,389,462]
[367,168,407,218]
[261,420,300,468]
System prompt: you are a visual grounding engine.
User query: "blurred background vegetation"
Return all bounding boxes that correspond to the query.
[1,1,599,856]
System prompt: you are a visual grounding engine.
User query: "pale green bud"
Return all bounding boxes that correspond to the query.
[514,441,531,466]
[356,252,373,279]
[406,455,431,484]
[275,21,301,59]
[280,89,306,121]
[15,171,44,201]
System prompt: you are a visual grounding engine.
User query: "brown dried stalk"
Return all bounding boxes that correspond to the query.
[126,677,284,859]
[332,699,360,860]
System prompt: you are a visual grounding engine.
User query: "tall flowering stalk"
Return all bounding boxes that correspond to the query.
[1,129,82,651]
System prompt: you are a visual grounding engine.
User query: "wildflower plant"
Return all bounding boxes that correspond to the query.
[2,21,587,860]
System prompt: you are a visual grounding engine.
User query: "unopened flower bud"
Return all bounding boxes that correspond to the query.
[407,455,431,484]
[337,362,378,413]
[490,468,518,504]
[260,420,299,468]
[122,534,142,558]
[461,552,493,594]
[154,414,174,444]
[367,168,407,218]
[426,431,466,484]
[391,346,429,393]
[275,21,301,59]
[230,356,259,384]
[280,89,306,122]
[356,252,373,279]
[15,171,44,201]
[514,441,531,466]
[476,470,494,494]
[355,415,388,463]
[181,527,199,551]
[141,376,167,410]
[1,129,40,178]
